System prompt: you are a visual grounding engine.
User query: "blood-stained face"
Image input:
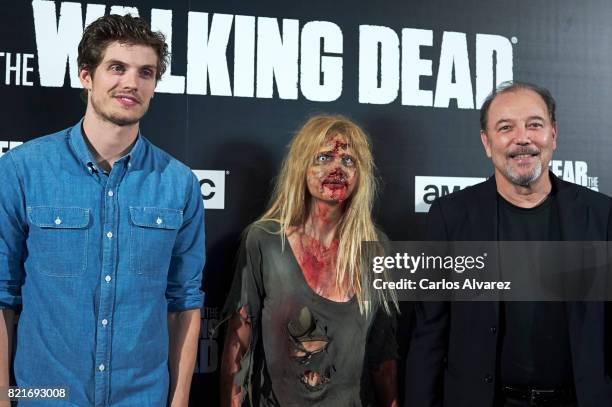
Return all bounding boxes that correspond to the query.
[306,134,358,204]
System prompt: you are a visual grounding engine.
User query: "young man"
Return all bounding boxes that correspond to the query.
[404,81,612,407]
[0,15,205,406]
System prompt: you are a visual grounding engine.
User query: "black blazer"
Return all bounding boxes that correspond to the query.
[404,173,612,407]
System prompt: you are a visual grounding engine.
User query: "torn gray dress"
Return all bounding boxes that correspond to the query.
[222,221,398,406]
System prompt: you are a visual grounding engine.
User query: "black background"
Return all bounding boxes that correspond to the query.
[1,1,611,404]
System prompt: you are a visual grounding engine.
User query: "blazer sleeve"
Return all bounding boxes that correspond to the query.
[404,199,450,407]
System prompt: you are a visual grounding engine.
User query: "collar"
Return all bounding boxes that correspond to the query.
[68,118,145,173]
[479,170,584,240]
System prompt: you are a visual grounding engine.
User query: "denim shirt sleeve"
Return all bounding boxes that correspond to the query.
[165,172,205,312]
[0,152,26,309]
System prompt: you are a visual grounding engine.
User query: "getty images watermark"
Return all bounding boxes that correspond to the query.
[372,250,512,291]
[366,241,612,301]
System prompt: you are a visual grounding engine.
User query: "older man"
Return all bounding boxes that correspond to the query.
[405,81,612,407]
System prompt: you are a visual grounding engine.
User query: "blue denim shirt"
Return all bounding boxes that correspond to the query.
[0,121,205,406]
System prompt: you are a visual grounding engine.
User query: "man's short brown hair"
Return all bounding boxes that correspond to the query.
[78,14,169,81]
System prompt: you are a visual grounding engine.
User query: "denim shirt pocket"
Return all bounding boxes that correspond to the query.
[27,206,91,277]
[129,206,183,276]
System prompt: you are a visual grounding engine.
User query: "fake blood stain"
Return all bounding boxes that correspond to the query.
[298,235,338,289]
[311,202,333,225]
[332,139,348,154]
[322,167,348,202]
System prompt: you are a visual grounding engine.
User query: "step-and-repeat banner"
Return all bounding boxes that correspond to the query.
[2,0,611,404]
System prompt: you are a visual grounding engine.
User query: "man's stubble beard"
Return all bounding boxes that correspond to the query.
[90,93,147,127]
[503,159,543,187]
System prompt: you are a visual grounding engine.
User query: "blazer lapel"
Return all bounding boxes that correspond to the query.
[554,174,587,242]
[469,176,498,241]
[469,176,500,319]
[553,175,594,386]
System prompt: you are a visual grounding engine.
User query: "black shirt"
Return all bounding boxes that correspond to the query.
[497,192,574,388]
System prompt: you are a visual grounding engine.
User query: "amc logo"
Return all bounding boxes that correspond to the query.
[191,170,226,210]
[414,176,485,213]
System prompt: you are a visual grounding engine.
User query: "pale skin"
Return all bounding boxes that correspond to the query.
[480,88,557,208]
[168,309,201,406]
[220,135,398,407]
[78,41,158,170]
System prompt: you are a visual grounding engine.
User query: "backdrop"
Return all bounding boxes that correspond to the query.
[2,1,611,404]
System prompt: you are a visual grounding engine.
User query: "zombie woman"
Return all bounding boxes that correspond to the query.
[220,115,399,406]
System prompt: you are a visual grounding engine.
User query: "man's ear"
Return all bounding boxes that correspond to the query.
[480,130,492,158]
[79,68,92,91]
[551,121,558,151]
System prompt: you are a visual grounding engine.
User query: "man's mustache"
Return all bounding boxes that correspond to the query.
[112,91,142,104]
[507,146,540,158]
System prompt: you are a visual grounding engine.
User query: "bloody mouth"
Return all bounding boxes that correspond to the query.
[322,181,346,190]
[322,169,347,190]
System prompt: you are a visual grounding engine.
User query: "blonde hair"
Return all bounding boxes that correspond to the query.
[258,114,397,315]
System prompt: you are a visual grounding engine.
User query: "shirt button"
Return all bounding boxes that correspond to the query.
[484,374,493,383]
[107,190,114,197]
[156,217,163,225]
[106,231,113,239]
[54,217,62,225]
[490,326,497,334]
[98,364,105,372]
[105,275,111,283]
[102,319,108,327]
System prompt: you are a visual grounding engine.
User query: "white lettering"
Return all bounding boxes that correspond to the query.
[32,1,105,87]
[22,54,35,86]
[109,6,138,16]
[401,28,433,106]
[574,161,588,186]
[151,9,185,94]
[28,5,514,105]
[434,32,473,109]
[300,21,343,102]
[186,12,233,96]
[358,25,399,104]
[4,52,20,85]
[562,160,575,183]
[256,18,299,99]
[475,34,513,108]
[233,15,256,97]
